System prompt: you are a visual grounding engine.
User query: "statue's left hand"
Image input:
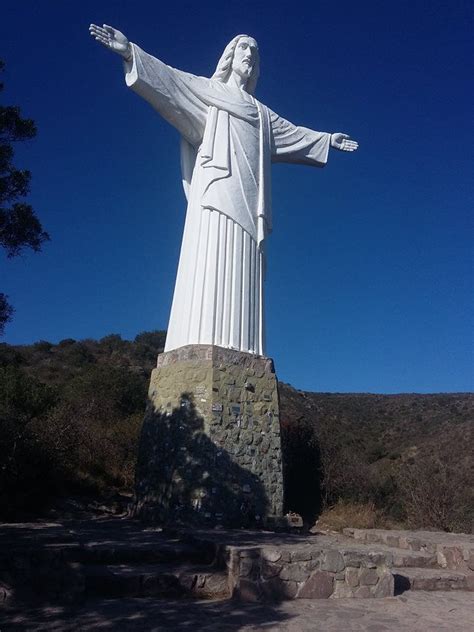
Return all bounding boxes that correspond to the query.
[331,133,359,152]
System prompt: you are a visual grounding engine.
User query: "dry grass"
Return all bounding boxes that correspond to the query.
[313,500,403,532]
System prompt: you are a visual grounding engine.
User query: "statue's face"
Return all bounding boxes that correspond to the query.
[231,37,258,84]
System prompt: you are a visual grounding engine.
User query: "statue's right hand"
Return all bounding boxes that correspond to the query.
[89,24,131,60]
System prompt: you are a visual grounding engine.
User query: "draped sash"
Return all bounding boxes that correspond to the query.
[180,98,272,247]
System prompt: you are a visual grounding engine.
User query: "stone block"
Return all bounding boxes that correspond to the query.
[307,557,320,572]
[240,432,253,445]
[261,578,298,600]
[465,574,474,591]
[399,536,410,550]
[345,567,359,587]
[354,585,372,598]
[373,572,394,597]
[239,548,260,558]
[437,551,447,568]
[271,419,281,434]
[332,580,354,598]
[297,571,334,599]
[359,568,379,585]
[203,573,229,596]
[261,559,282,579]
[236,578,261,602]
[341,551,365,568]
[239,557,255,577]
[386,535,400,548]
[321,550,345,573]
[262,548,282,563]
[468,552,474,571]
[407,538,421,552]
[0,582,12,603]
[228,387,241,401]
[368,552,392,567]
[365,532,381,544]
[291,549,312,562]
[280,562,311,583]
[439,546,464,570]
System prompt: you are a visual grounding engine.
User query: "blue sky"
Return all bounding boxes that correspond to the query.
[1,0,472,393]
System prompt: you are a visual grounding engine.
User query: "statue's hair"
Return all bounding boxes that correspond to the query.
[211,34,260,95]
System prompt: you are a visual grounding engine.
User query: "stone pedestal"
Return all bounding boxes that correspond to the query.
[134,345,284,527]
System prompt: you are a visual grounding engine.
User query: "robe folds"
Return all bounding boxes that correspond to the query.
[125,44,331,356]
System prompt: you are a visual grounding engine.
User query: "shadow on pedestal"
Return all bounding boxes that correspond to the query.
[134,393,268,528]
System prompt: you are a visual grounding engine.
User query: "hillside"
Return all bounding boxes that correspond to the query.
[0,333,472,531]
[279,384,473,530]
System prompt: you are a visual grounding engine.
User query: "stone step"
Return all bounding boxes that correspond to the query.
[84,563,230,600]
[343,528,474,571]
[343,527,474,554]
[393,567,474,593]
[390,547,436,569]
[76,541,214,566]
[385,547,437,569]
[337,541,438,569]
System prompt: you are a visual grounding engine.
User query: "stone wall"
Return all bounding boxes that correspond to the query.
[134,345,284,527]
[225,545,394,601]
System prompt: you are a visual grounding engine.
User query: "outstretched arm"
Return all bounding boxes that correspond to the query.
[89,24,210,147]
[271,109,358,166]
[270,111,331,166]
[89,24,132,61]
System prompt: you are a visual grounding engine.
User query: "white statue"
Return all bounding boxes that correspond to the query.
[90,25,358,356]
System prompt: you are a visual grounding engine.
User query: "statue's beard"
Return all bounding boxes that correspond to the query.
[235,64,252,80]
[242,61,253,74]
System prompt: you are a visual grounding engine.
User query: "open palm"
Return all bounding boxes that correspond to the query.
[89,24,130,59]
[331,133,358,152]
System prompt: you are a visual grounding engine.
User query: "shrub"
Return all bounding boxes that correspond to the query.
[395,451,473,533]
[0,367,58,517]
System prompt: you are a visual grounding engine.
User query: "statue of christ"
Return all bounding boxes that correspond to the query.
[89,25,358,356]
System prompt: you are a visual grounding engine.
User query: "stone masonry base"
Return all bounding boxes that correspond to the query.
[134,345,284,527]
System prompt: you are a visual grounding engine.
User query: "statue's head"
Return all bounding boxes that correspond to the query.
[212,35,260,95]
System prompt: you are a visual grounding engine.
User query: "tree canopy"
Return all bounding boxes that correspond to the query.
[0,59,49,335]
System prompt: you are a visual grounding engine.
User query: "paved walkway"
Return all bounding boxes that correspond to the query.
[2,591,474,631]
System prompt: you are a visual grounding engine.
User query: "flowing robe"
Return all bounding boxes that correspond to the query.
[125,45,331,356]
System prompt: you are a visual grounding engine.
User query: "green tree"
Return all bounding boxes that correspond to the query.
[0,293,13,336]
[0,59,49,335]
[0,366,58,516]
